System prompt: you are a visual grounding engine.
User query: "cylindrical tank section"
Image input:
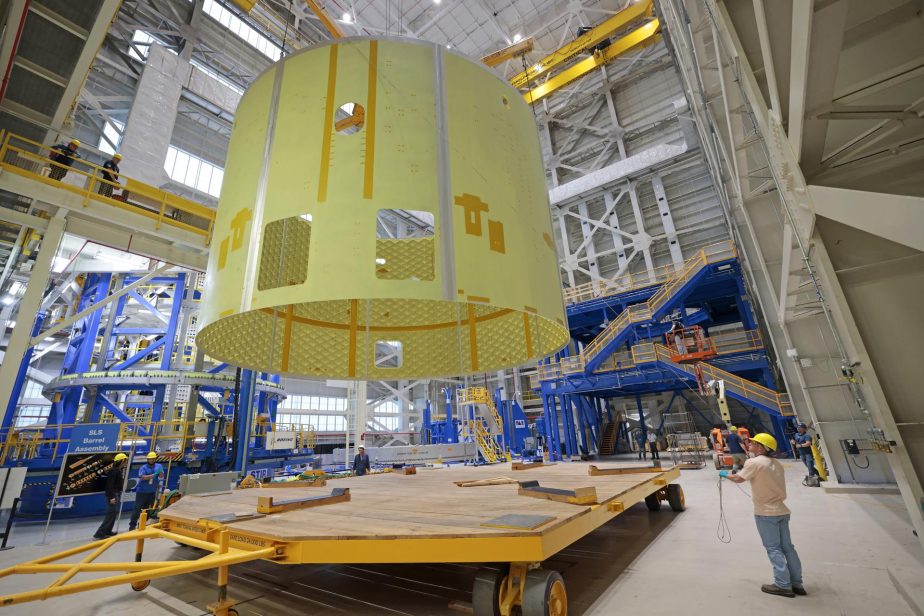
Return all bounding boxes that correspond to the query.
[197,38,568,379]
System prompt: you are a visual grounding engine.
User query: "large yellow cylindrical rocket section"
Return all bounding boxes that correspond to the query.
[197,38,568,379]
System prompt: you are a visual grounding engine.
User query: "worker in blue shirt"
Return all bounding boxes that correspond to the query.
[791,423,818,480]
[726,425,747,470]
[129,452,164,530]
[353,446,371,476]
[48,138,81,181]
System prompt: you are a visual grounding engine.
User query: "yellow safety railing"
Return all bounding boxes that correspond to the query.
[646,343,792,416]
[538,327,765,381]
[457,387,505,434]
[1,420,195,465]
[0,414,314,465]
[581,241,737,363]
[465,419,504,463]
[562,262,677,305]
[0,131,216,243]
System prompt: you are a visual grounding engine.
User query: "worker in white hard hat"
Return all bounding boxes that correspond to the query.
[94,452,128,540]
[720,433,806,598]
[98,152,122,197]
[48,138,82,181]
[129,451,164,531]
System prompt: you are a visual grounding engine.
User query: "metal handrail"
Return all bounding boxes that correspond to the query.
[581,241,737,362]
[0,132,216,243]
[539,327,764,380]
[562,240,737,306]
[562,262,677,305]
[0,417,314,464]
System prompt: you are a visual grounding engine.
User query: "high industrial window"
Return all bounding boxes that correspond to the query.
[128,30,177,61]
[190,59,246,95]
[98,120,124,156]
[202,0,282,61]
[164,145,224,197]
[14,405,50,428]
[278,395,347,411]
[22,379,45,400]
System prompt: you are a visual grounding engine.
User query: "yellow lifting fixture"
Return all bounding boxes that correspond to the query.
[509,0,654,89]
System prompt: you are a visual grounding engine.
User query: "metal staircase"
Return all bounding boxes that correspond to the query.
[598,421,617,455]
[580,241,737,372]
[466,419,505,463]
[458,387,507,463]
[633,343,793,418]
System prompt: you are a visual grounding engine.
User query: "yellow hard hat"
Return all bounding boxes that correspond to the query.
[146,451,157,459]
[729,425,737,431]
[751,433,777,451]
[113,153,123,160]
[114,453,128,462]
[68,139,80,147]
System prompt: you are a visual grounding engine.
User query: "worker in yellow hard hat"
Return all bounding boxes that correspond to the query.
[720,433,806,598]
[98,152,122,197]
[48,137,82,181]
[129,451,164,530]
[94,452,128,540]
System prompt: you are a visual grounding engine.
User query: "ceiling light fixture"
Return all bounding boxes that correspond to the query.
[1,296,14,306]
[375,258,387,265]
[341,12,352,23]
[513,33,522,43]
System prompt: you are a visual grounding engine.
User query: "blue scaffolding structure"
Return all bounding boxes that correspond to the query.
[536,245,798,462]
[0,272,314,517]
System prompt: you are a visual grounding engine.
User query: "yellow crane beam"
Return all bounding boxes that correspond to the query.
[481,38,534,67]
[509,0,653,89]
[303,0,344,39]
[229,0,260,11]
[523,19,661,105]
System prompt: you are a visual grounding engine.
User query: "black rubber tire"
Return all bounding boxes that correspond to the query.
[666,484,686,511]
[472,566,508,616]
[644,493,661,511]
[227,610,239,616]
[131,579,150,591]
[522,569,567,616]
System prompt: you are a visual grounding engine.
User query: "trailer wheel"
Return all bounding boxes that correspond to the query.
[644,493,661,511]
[472,566,508,616]
[522,569,567,616]
[667,484,686,511]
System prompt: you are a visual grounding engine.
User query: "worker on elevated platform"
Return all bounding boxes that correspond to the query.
[48,138,81,181]
[129,451,164,531]
[353,446,370,476]
[670,320,686,355]
[720,433,807,598]
[93,452,127,540]
[98,152,122,197]
[791,423,818,484]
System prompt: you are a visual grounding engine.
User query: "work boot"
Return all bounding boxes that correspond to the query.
[793,586,807,596]
[761,584,795,598]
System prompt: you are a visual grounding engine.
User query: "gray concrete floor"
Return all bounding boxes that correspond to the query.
[0,458,920,615]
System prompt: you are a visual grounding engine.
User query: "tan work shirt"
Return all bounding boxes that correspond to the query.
[737,455,790,516]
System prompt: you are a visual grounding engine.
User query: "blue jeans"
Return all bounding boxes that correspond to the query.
[799,452,818,476]
[755,514,802,589]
